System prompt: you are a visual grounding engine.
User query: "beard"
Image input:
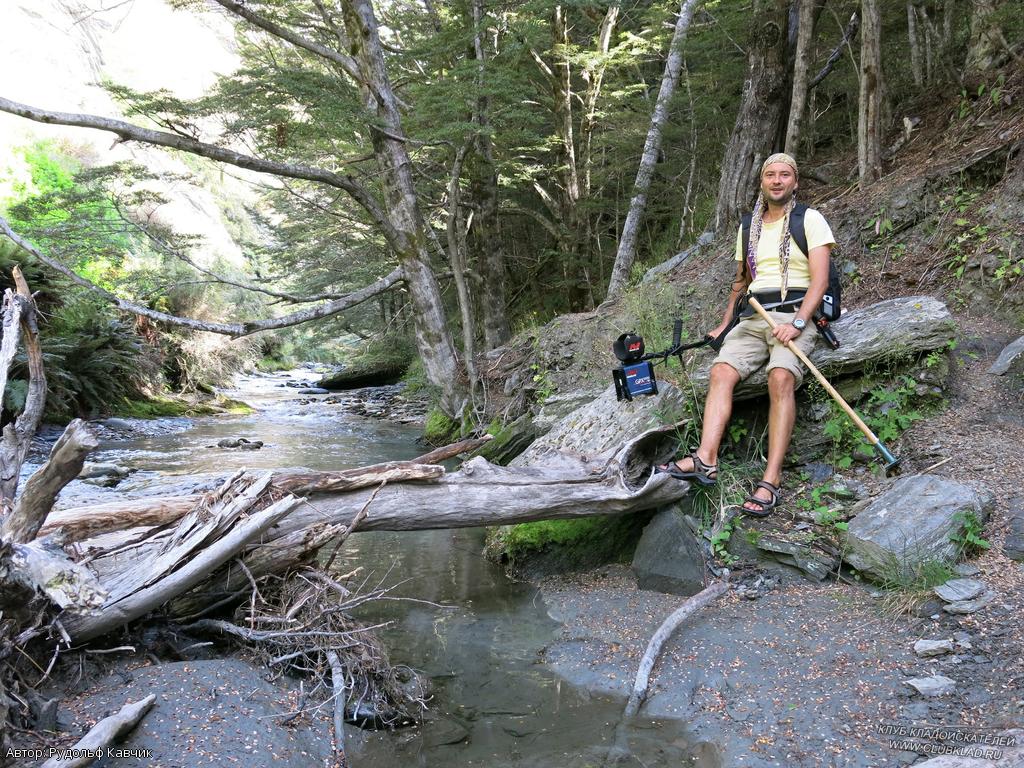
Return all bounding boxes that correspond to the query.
[763,187,796,206]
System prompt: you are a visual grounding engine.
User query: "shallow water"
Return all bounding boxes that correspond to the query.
[54,370,708,767]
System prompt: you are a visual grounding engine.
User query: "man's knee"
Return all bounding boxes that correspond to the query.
[709,362,741,391]
[767,367,796,398]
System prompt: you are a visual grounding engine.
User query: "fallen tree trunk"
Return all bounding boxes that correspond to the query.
[685,295,954,399]
[32,427,686,641]
[64,473,306,642]
[45,462,445,544]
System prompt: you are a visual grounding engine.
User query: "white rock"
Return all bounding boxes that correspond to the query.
[914,639,955,657]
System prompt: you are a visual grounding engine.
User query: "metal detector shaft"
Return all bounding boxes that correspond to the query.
[746,297,901,472]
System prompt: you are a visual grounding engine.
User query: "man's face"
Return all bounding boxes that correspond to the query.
[761,162,798,206]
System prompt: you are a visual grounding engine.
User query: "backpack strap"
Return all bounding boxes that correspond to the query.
[790,202,808,257]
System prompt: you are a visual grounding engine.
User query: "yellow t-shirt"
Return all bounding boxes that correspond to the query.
[734,208,835,293]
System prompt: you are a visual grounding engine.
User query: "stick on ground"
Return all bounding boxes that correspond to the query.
[605,580,730,765]
[40,694,156,768]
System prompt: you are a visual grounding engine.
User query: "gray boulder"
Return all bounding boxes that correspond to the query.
[943,590,998,615]
[753,531,840,580]
[913,639,954,657]
[904,675,956,697]
[988,335,1024,375]
[632,505,706,596]
[1005,495,1024,562]
[78,462,133,480]
[841,474,991,581]
[934,578,986,602]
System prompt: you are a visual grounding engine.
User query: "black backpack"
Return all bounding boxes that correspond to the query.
[741,202,842,322]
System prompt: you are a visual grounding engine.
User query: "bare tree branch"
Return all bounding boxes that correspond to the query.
[0,215,404,338]
[210,0,363,84]
[809,12,860,90]
[122,206,374,304]
[0,96,402,249]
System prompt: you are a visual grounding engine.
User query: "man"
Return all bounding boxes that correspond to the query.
[658,152,835,515]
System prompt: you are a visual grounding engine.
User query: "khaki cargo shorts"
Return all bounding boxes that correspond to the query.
[713,311,818,386]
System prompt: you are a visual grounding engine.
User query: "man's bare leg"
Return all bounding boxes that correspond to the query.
[744,367,796,511]
[670,362,741,475]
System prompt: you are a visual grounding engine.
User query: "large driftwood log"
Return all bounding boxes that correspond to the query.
[45,462,445,544]
[51,428,685,562]
[0,538,107,619]
[39,694,156,768]
[28,428,687,638]
[2,420,98,544]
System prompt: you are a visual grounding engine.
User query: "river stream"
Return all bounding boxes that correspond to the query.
[43,370,705,767]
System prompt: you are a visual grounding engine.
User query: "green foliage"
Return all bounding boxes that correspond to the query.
[423,407,458,445]
[877,558,957,594]
[37,295,162,419]
[710,519,736,563]
[950,511,990,555]
[822,373,927,470]
[622,275,686,355]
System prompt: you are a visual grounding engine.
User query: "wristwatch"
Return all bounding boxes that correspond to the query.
[792,317,807,331]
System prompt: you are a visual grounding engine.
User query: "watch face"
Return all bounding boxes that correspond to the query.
[793,318,806,330]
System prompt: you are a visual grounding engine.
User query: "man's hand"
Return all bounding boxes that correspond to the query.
[709,321,732,341]
[772,322,803,345]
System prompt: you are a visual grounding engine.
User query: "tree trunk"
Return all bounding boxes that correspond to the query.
[470,0,511,350]
[784,0,826,155]
[676,59,699,247]
[1,420,97,544]
[605,0,703,301]
[447,140,480,400]
[342,0,463,414]
[579,5,620,202]
[907,2,924,87]
[858,0,884,186]
[712,1,791,232]
[0,268,47,512]
[965,0,1004,76]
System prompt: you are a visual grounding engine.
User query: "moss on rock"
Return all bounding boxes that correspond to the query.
[423,407,459,445]
[484,512,655,578]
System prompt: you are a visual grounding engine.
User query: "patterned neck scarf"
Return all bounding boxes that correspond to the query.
[745,192,797,301]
